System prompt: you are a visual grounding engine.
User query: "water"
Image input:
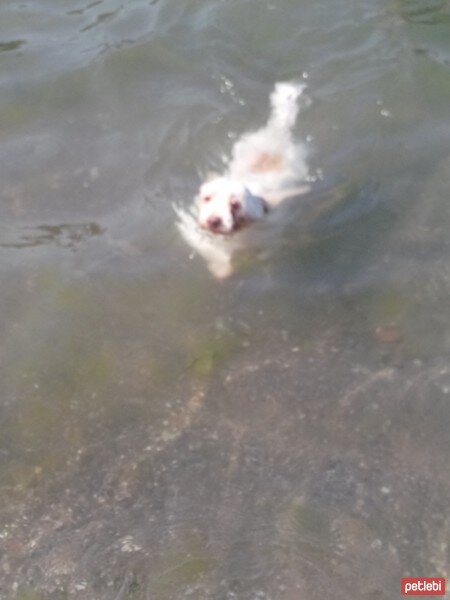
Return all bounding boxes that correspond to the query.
[1,0,450,598]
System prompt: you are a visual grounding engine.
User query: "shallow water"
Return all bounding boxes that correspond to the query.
[1,0,450,598]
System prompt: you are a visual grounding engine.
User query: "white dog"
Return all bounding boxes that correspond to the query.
[175,81,310,278]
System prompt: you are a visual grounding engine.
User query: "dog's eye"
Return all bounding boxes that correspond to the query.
[202,195,212,203]
[230,196,241,209]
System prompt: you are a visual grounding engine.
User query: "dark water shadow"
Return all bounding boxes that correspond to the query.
[0,40,25,53]
[0,222,104,251]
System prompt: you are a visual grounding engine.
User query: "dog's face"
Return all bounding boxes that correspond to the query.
[196,177,266,235]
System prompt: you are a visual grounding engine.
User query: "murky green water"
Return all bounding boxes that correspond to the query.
[1,0,450,598]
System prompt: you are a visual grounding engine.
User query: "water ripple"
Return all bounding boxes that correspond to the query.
[0,223,104,251]
[0,40,25,53]
[400,0,450,23]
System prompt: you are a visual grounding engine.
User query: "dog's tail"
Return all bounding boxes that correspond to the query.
[268,81,305,132]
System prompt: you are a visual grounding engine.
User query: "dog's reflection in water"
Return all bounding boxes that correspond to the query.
[175,82,311,279]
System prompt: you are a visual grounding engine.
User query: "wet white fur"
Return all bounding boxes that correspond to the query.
[175,82,310,278]
[227,81,308,196]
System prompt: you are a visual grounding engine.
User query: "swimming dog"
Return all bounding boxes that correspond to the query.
[175,81,310,277]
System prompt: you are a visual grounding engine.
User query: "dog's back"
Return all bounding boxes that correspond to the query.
[227,82,308,196]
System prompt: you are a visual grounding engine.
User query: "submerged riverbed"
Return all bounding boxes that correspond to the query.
[1,0,450,598]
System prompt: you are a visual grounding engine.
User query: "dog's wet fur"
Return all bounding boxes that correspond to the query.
[175,81,310,278]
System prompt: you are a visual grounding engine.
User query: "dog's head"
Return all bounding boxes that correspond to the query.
[196,176,267,235]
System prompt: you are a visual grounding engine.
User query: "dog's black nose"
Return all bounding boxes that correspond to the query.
[207,216,222,231]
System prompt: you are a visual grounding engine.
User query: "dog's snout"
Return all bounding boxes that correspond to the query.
[207,216,223,231]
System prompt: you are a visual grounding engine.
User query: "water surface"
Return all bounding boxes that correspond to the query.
[1,0,450,598]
